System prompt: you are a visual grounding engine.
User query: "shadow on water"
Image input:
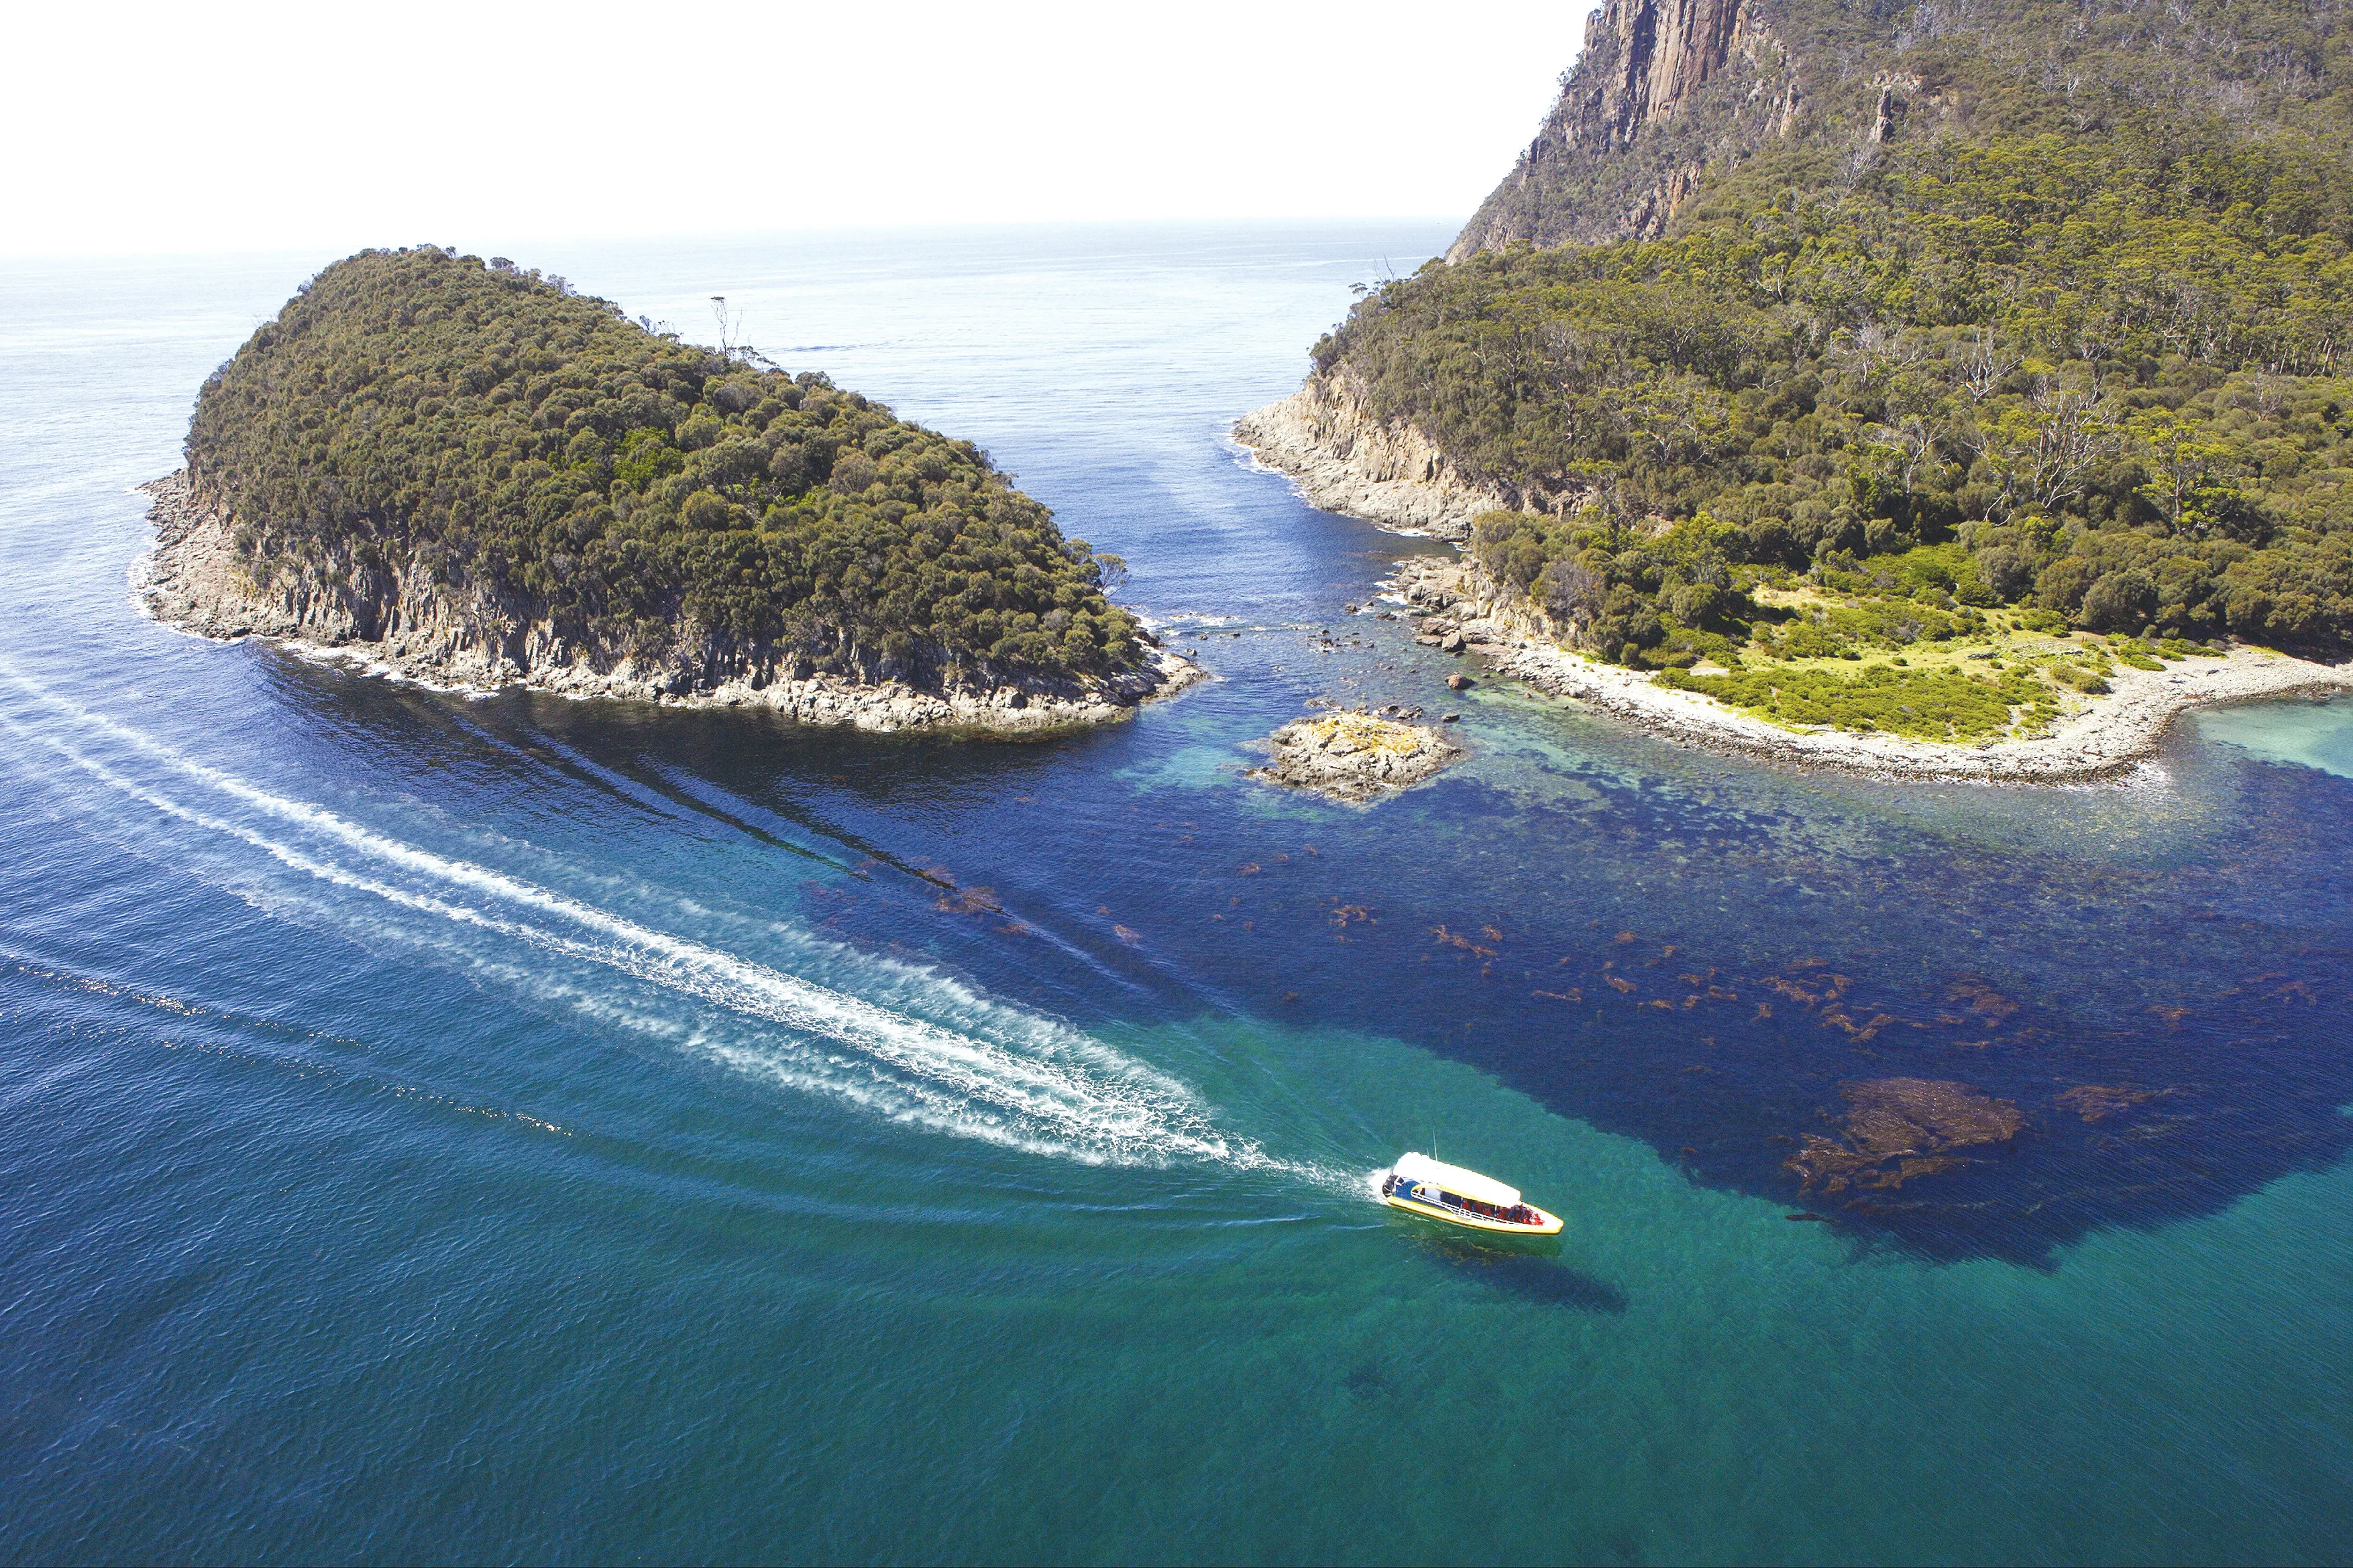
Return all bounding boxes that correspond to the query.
[1410,1230,1629,1312]
[251,652,2353,1270]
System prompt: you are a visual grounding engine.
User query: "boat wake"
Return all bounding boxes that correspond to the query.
[0,673,1342,1178]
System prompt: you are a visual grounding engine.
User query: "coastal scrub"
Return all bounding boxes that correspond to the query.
[185,247,1143,689]
[1299,0,2353,667]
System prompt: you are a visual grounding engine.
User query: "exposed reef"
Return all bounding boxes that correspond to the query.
[138,473,1203,734]
[1248,708,1462,804]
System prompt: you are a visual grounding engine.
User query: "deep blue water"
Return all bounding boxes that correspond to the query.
[4,226,2351,1563]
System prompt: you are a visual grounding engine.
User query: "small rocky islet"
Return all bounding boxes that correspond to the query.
[1248,706,1462,805]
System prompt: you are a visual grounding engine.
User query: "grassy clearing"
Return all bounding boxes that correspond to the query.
[1629,551,2255,740]
[1656,662,2059,740]
[1643,622,2242,740]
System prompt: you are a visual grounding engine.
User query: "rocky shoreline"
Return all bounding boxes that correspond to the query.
[1233,378,1513,541]
[135,472,1205,734]
[1387,555,2353,783]
[1244,380,2353,781]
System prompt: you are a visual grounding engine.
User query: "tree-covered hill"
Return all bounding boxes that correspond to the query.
[1313,0,2353,671]
[186,247,1142,686]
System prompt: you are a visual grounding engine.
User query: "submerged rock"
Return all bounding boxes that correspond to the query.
[2055,1084,2162,1123]
[1248,709,1462,804]
[1785,1076,2024,1197]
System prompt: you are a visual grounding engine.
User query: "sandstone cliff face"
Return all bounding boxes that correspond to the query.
[1574,0,1758,139]
[1232,376,1517,541]
[1447,0,1795,259]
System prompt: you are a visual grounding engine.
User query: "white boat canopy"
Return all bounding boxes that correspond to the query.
[1392,1152,1520,1208]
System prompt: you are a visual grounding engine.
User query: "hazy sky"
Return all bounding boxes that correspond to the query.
[3,1,1588,257]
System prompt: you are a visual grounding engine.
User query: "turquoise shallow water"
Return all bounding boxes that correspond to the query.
[3,228,2351,1563]
[2193,699,2353,780]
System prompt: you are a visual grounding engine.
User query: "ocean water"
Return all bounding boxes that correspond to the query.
[2194,700,2353,781]
[3,226,2350,1565]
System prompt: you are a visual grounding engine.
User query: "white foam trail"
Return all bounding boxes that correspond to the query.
[0,679,1319,1172]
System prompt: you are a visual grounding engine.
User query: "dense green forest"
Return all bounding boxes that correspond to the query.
[1321,0,2353,679]
[188,247,1142,681]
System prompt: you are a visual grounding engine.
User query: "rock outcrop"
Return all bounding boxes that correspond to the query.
[1390,555,1554,649]
[138,472,1203,734]
[1448,0,1795,258]
[1445,1,1967,260]
[1248,710,1463,803]
[1241,0,1820,530]
[1234,378,1515,541]
[1570,0,1759,139]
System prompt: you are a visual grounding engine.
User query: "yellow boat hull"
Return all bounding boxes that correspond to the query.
[1383,1193,1563,1236]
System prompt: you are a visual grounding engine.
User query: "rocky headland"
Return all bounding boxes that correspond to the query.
[1237,426,2353,783]
[139,473,1203,734]
[1233,379,1511,542]
[1247,0,2353,784]
[1248,707,1462,804]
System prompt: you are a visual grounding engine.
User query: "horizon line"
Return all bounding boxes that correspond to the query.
[0,215,1476,268]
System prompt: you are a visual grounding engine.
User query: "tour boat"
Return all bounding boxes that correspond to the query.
[1380,1152,1562,1235]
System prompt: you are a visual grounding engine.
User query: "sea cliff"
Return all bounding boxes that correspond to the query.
[1233,376,1510,541]
[1447,0,1796,260]
[140,473,1201,733]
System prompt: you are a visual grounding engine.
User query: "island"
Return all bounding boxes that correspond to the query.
[144,246,1200,732]
[1242,0,2353,779]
